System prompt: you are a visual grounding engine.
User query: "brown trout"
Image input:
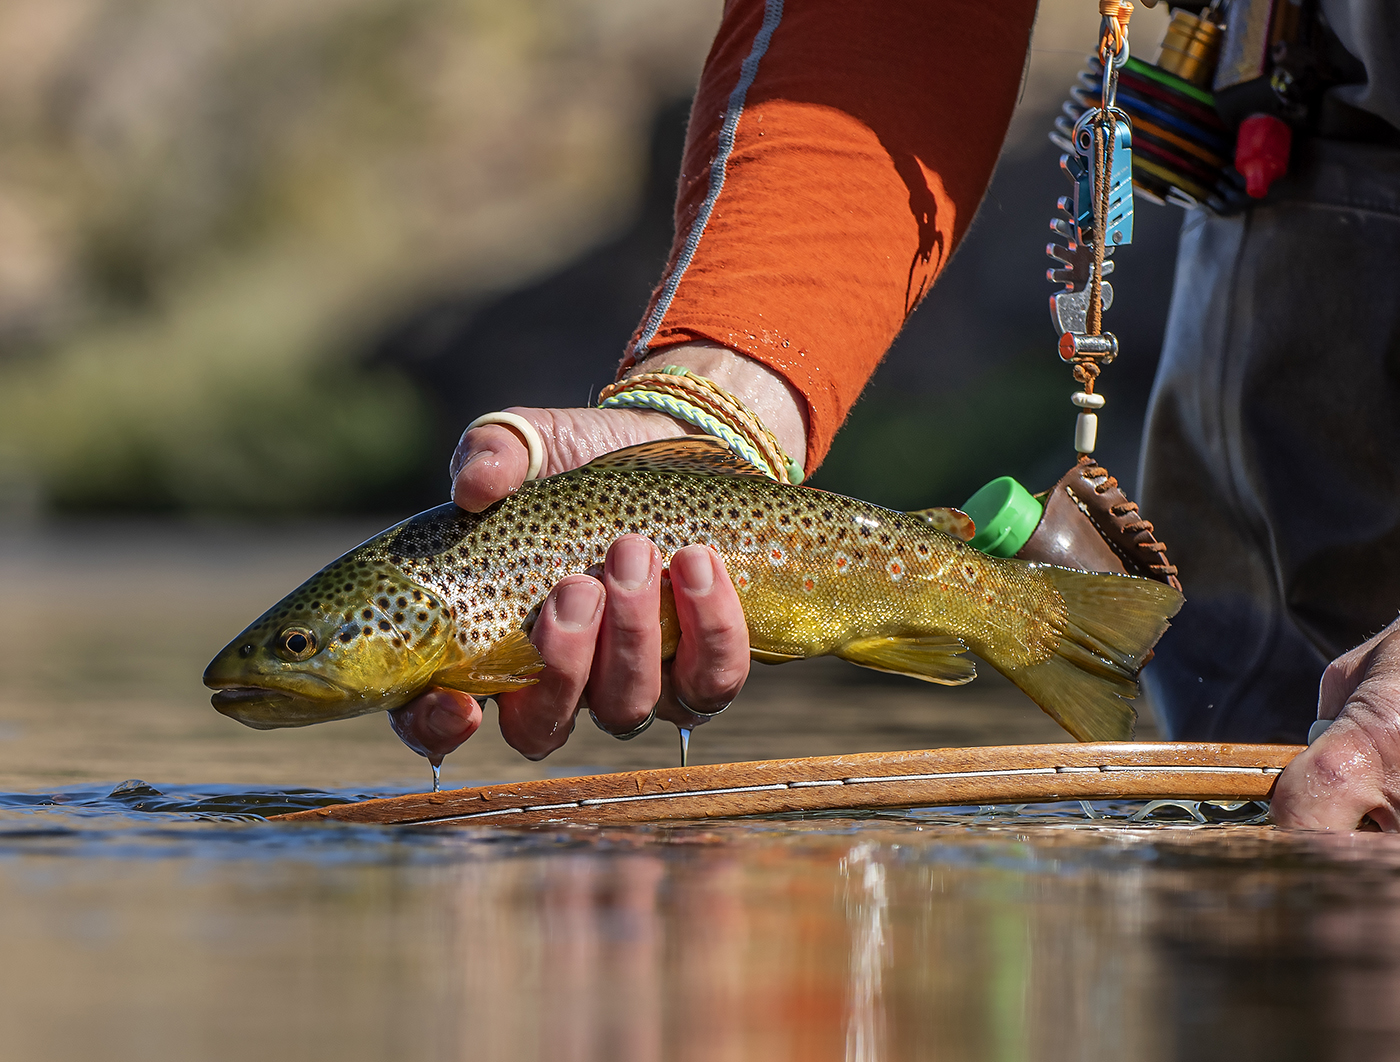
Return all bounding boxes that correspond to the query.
[205,439,1183,741]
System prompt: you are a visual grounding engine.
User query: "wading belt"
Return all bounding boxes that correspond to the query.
[275,742,1303,828]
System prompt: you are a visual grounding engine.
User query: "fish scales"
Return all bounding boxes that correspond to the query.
[205,438,1184,741]
[376,469,1061,670]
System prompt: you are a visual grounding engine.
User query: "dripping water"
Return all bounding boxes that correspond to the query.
[678,726,691,768]
[429,757,443,793]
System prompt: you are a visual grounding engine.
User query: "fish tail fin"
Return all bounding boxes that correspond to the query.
[1001,568,1184,741]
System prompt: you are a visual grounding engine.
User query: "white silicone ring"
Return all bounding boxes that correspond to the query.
[466,412,545,481]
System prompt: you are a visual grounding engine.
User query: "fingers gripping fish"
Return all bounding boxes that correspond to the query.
[205,439,1183,742]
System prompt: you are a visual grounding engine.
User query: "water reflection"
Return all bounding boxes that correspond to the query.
[844,844,889,1062]
[6,794,1400,1061]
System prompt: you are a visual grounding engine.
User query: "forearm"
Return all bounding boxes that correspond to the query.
[625,0,1039,472]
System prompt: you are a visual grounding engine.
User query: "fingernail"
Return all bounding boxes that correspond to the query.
[554,579,603,629]
[426,704,461,739]
[609,537,654,591]
[672,546,715,593]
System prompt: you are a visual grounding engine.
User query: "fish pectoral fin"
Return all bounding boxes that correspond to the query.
[582,437,769,478]
[835,634,977,685]
[750,647,802,665]
[905,507,976,542]
[429,629,546,695]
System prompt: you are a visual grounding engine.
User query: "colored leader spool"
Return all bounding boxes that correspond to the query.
[1055,56,1248,213]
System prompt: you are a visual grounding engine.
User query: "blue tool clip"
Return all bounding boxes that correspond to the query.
[1064,108,1133,248]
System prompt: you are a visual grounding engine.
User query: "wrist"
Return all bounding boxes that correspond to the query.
[626,344,809,465]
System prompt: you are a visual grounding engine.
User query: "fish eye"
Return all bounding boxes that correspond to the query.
[276,627,317,661]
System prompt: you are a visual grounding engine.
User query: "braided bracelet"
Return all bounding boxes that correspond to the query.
[598,367,804,485]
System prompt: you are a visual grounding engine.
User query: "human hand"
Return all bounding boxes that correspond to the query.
[1271,616,1400,831]
[388,344,805,766]
[445,343,807,513]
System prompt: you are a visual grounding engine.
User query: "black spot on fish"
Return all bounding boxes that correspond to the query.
[378,620,392,631]
[362,626,373,636]
[378,597,390,609]
[339,631,354,643]
[393,504,473,558]
[394,612,405,623]
[417,612,429,622]
[362,609,373,620]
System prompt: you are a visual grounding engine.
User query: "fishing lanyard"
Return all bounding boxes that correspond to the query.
[1052,0,1135,456]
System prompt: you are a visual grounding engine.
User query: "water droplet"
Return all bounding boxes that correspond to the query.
[429,757,443,793]
[678,726,691,768]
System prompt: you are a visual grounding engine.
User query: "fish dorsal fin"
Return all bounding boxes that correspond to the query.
[429,629,546,696]
[581,437,770,478]
[907,507,976,542]
[835,634,977,686]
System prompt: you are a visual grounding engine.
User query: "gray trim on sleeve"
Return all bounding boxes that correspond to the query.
[632,0,785,357]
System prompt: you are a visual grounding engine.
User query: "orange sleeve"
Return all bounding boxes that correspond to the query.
[623,0,1039,473]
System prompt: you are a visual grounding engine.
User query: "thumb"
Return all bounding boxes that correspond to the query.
[450,406,689,512]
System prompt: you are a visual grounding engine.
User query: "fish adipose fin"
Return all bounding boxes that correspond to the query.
[1006,568,1185,742]
[429,629,546,695]
[582,437,769,478]
[905,507,976,542]
[835,634,977,685]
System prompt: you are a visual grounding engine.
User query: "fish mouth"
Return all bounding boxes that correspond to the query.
[211,685,294,707]
[208,682,349,730]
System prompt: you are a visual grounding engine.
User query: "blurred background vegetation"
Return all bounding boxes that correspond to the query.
[0,0,1178,519]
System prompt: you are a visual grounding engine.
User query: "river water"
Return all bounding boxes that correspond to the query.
[3,522,1398,1061]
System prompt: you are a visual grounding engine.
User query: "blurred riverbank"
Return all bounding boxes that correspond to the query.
[0,0,1174,521]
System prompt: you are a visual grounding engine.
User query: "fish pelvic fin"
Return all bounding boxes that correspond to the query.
[835,634,977,685]
[750,647,802,665]
[905,507,976,542]
[1004,567,1185,741]
[429,629,546,695]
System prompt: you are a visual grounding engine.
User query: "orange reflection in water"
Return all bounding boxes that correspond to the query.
[5,817,1400,1061]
